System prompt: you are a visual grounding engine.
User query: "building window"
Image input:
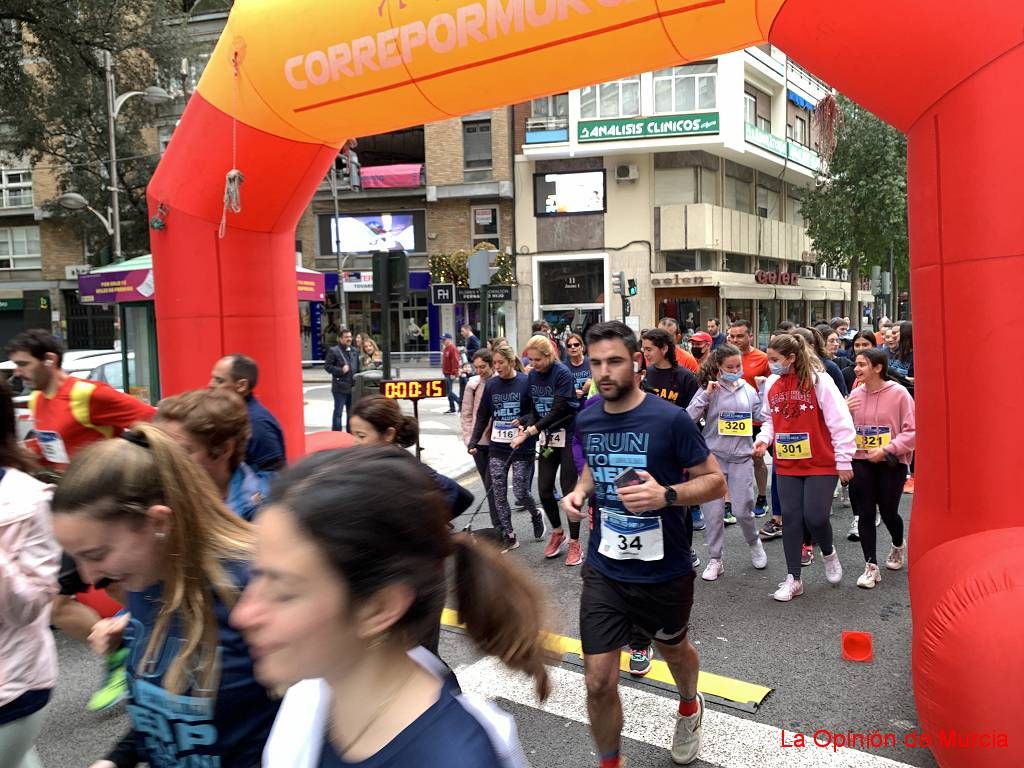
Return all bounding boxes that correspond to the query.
[653,62,717,114]
[0,226,41,270]
[580,76,640,119]
[794,116,807,146]
[723,253,748,273]
[756,184,780,220]
[744,84,771,131]
[725,175,752,213]
[463,120,492,170]
[471,205,500,248]
[664,250,712,272]
[531,94,568,119]
[0,169,32,208]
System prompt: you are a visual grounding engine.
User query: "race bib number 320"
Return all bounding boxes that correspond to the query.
[719,411,753,437]
[776,432,812,460]
[598,510,664,562]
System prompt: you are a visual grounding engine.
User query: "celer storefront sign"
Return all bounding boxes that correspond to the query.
[578,112,719,143]
[755,269,800,286]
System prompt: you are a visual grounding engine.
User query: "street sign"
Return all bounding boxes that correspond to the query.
[430,283,455,305]
[454,285,513,303]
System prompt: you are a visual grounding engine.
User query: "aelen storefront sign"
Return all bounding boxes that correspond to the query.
[578,112,719,143]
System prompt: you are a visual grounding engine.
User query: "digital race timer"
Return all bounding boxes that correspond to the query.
[380,379,446,401]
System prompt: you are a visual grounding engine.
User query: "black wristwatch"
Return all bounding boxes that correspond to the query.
[663,486,678,506]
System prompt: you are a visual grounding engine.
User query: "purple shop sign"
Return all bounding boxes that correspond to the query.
[78,269,155,304]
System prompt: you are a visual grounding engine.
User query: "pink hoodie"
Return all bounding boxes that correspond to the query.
[846,380,916,464]
[0,468,59,708]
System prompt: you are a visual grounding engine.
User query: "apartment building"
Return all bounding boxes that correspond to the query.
[512,45,867,348]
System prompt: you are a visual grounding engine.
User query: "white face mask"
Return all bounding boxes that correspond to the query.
[769,361,791,376]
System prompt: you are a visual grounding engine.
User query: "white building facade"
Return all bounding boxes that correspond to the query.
[512,45,870,348]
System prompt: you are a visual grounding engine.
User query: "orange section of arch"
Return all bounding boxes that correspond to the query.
[196,0,785,146]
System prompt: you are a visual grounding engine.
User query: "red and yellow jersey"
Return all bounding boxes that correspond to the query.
[28,378,156,467]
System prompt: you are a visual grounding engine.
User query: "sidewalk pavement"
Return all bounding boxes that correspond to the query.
[303,366,477,481]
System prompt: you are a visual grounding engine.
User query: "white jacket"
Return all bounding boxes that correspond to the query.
[0,468,59,707]
[263,648,526,768]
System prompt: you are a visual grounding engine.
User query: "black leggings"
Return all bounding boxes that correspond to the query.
[537,445,580,539]
[776,474,838,577]
[851,459,907,564]
[471,445,499,529]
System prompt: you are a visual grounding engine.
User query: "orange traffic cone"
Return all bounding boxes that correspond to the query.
[842,631,874,663]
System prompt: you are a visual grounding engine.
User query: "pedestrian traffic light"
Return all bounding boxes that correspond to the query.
[468,249,499,289]
[612,271,626,295]
[627,278,638,296]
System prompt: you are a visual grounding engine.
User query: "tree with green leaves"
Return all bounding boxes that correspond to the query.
[801,95,908,321]
[0,1,193,262]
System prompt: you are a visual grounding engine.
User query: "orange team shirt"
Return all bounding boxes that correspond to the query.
[29,378,156,467]
[741,348,771,425]
[673,347,700,373]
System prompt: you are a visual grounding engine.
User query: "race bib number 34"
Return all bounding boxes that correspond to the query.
[598,510,664,562]
[719,411,753,437]
[856,426,891,450]
[776,432,812,460]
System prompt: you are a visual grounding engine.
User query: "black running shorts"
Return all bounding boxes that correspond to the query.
[579,562,695,656]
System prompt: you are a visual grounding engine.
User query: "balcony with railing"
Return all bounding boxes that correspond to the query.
[659,203,814,263]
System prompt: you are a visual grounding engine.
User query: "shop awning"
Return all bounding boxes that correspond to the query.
[78,255,325,304]
[825,288,846,301]
[720,285,775,300]
[802,289,827,301]
[774,286,804,300]
[360,163,425,189]
[788,89,816,111]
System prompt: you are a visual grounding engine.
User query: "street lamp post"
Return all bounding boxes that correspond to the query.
[85,50,171,262]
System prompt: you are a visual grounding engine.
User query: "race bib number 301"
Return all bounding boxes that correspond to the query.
[776,432,812,460]
[598,510,664,562]
[856,426,891,450]
[719,411,753,437]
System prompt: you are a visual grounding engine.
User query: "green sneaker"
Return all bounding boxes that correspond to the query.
[723,503,737,526]
[87,647,129,712]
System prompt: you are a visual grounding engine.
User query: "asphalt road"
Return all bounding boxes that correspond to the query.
[35,392,937,767]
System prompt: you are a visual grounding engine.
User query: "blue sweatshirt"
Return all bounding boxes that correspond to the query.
[469,373,535,458]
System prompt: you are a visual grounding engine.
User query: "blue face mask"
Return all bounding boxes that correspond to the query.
[769,362,791,376]
[720,370,743,383]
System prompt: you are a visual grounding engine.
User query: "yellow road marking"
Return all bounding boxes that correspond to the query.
[440,608,771,707]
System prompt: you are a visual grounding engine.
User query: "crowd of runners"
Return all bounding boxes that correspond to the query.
[0,313,915,767]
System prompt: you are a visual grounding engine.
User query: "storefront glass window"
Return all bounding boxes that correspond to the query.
[724,299,753,328]
[787,300,806,325]
[809,301,828,325]
[829,301,845,320]
[757,299,781,348]
[659,297,716,334]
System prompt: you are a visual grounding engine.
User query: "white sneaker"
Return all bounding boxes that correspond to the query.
[885,544,906,570]
[857,562,881,589]
[701,558,724,581]
[749,540,768,569]
[773,575,804,602]
[847,517,860,541]
[823,550,843,584]
[671,692,704,764]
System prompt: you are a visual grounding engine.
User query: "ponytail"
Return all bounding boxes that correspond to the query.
[768,333,822,391]
[453,534,552,701]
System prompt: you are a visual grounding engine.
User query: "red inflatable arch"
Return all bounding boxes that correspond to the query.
[149,2,1023,765]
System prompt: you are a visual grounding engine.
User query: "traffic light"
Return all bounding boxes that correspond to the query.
[623,298,632,317]
[627,278,637,296]
[372,249,409,303]
[612,271,626,295]
[468,249,499,289]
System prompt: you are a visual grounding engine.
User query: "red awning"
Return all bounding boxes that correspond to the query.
[360,163,424,189]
